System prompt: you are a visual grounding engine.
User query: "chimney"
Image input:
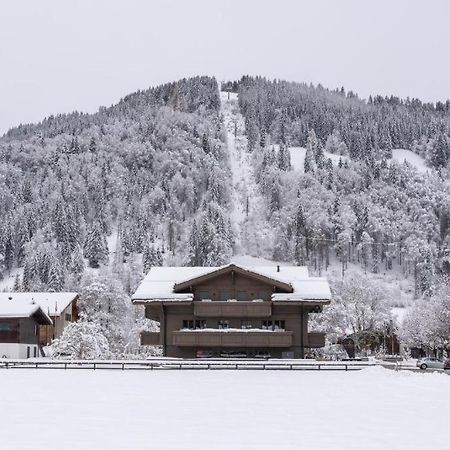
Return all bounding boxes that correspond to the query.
[277,265,280,273]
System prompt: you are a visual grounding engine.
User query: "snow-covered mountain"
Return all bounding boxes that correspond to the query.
[0,76,449,354]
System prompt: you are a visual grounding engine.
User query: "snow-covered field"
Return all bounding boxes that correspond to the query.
[390,149,428,173]
[288,146,349,172]
[1,367,449,450]
[288,146,429,175]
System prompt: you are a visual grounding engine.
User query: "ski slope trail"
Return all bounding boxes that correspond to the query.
[220,91,273,257]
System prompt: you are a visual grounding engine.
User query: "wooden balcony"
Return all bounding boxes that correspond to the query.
[141,331,161,346]
[307,332,326,348]
[193,301,271,318]
[172,330,293,348]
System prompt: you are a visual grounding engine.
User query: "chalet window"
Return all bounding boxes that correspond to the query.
[182,320,206,330]
[197,291,210,300]
[262,320,286,330]
[257,291,270,301]
[241,320,253,329]
[0,323,12,331]
[218,320,229,329]
[219,291,232,301]
[237,291,248,301]
[65,313,72,321]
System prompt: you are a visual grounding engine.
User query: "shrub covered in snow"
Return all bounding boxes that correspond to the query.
[51,321,111,359]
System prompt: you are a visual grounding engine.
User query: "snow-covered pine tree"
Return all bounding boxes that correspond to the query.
[84,222,108,268]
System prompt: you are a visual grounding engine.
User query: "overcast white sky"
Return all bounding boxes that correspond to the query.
[1,0,449,134]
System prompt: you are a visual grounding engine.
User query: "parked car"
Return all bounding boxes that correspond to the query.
[416,357,446,370]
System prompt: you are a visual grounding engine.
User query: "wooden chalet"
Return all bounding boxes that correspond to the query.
[0,295,52,359]
[0,292,79,356]
[132,264,331,358]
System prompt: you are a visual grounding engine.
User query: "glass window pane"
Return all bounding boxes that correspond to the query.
[219,291,232,301]
[197,291,210,300]
[237,291,248,301]
[257,291,270,301]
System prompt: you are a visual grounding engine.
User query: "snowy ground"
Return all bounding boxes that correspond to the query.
[0,367,448,450]
[0,267,23,292]
[288,147,429,175]
[390,149,428,173]
[288,146,348,172]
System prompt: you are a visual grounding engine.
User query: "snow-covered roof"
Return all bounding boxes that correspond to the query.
[132,264,331,303]
[0,292,78,317]
[272,278,332,301]
[0,294,53,324]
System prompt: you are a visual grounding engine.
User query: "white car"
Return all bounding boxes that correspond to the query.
[416,357,448,370]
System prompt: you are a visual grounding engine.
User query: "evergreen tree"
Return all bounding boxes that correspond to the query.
[84,222,108,268]
[431,133,449,169]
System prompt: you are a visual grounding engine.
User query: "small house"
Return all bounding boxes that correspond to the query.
[0,295,52,358]
[0,292,79,351]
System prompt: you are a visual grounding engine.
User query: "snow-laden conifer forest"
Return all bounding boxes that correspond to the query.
[1,76,449,356]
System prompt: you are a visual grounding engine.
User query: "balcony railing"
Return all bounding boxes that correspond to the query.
[173,329,293,348]
[307,332,326,348]
[193,301,271,318]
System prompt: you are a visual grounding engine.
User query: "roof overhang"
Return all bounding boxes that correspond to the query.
[173,264,294,293]
[31,307,53,325]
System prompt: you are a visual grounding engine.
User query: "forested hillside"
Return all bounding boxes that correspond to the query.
[1,75,449,356]
[0,76,232,294]
[232,76,450,168]
[226,77,450,297]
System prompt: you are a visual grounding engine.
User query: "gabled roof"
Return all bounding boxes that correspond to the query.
[0,294,53,325]
[0,292,78,318]
[132,264,331,303]
[173,264,293,293]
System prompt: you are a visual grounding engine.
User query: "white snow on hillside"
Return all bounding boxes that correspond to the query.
[390,149,428,173]
[231,254,294,267]
[288,146,429,175]
[288,146,306,171]
[288,146,348,172]
[1,368,449,450]
[220,91,273,256]
[0,267,23,292]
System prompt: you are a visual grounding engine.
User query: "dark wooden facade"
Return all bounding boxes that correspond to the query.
[137,267,329,358]
[38,297,79,346]
[0,310,52,358]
